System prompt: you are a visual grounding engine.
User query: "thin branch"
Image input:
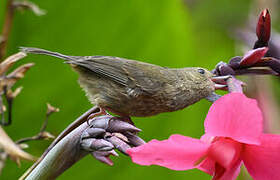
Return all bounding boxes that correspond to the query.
[13,0,46,16]
[0,0,45,60]
[1,86,12,126]
[0,0,15,60]
[41,103,59,132]
[16,103,58,144]
[0,151,8,174]
[0,96,6,126]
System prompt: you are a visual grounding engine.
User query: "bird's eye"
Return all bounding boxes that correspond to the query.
[198,68,205,74]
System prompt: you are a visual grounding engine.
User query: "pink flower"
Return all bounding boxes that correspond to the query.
[127,93,280,180]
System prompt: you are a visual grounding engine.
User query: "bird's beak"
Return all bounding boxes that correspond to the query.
[211,75,231,90]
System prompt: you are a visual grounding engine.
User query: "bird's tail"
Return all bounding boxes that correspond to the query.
[19,47,74,61]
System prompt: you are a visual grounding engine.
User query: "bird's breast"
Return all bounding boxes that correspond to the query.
[76,67,214,117]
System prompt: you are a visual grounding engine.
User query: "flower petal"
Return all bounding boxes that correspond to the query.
[127,134,210,170]
[198,157,215,175]
[240,47,268,66]
[207,138,242,169]
[256,9,271,44]
[198,158,242,180]
[199,136,243,179]
[242,134,280,180]
[219,159,242,180]
[204,93,263,145]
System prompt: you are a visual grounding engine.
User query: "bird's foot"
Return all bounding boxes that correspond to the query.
[80,114,144,166]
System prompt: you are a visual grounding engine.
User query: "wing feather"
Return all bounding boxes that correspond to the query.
[69,56,173,93]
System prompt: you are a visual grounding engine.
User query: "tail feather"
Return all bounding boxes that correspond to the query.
[19,47,73,61]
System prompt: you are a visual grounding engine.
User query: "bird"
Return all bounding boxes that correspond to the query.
[18,47,227,180]
[20,47,223,120]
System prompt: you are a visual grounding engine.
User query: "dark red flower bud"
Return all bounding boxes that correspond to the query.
[240,47,268,66]
[256,9,271,44]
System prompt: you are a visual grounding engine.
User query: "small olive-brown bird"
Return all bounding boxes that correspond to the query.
[20,47,220,119]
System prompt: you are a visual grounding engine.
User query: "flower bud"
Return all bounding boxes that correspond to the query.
[256,9,271,44]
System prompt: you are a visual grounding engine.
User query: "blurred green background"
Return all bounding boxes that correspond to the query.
[0,0,270,179]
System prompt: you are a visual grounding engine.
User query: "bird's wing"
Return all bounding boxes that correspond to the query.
[69,56,173,93]
[68,56,129,86]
